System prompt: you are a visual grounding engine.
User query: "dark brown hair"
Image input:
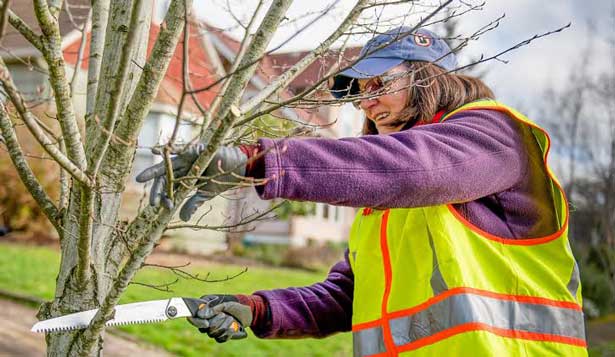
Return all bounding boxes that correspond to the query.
[362,62,495,135]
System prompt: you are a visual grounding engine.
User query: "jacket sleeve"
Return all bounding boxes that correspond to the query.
[256,109,526,209]
[250,251,354,338]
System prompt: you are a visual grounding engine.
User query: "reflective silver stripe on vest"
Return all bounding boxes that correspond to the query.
[352,293,585,356]
[388,293,585,347]
[353,326,386,357]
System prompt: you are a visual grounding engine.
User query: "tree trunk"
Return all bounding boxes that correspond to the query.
[40,1,152,355]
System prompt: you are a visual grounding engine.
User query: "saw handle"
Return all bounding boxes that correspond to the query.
[182,297,247,340]
[182,297,209,317]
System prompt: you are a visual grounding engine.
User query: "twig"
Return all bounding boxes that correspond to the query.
[284,13,505,109]
[168,5,191,147]
[168,201,284,231]
[130,279,179,292]
[143,262,249,283]
[237,0,365,117]
[0,58,92,185]
[85,0,109,119]
[196,0,266,139]
[454,23,572,72]
[163,146,175,204]
[70,9,91,97]
[0,103,60,231]
[0,0,10,44]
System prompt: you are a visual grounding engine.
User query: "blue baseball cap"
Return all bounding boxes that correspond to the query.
[330,27,457,99]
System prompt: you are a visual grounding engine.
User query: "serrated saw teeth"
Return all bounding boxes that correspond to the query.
[107,318,165,327]
[37,325,87,333]
[31,298,184,333]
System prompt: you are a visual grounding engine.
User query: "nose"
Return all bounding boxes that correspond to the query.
[358,96,378,110]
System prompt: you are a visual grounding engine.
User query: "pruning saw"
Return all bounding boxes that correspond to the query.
[31,297,245,337]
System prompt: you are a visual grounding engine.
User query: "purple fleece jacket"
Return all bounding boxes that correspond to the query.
[249,108,559,339]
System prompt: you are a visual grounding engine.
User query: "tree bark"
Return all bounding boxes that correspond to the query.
[40,1,153,355]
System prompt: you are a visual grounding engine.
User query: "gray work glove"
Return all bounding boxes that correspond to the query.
[135,145,247,221]
[187,294,253,343]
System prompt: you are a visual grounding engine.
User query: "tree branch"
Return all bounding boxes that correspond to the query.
[88,0,145,177]
[58,139,69,209]
[195,0,293,146]
[167,7,190,146]
[206,0,265,118]
[167,200,284,231]
[238,0,369,116]
[35,0,97,285]
[48,0,64,20]
[0,0,10,44]
[69,9,90,97]
[0,104,60,231]
[235,0,468,125]
[85,0,109,119]
[32,0,54,36]
[0,57,91,185]
[33,0,87,169]
[3,4,44,51]
[107,0,189,154]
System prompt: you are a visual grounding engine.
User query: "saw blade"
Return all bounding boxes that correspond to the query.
[31,298,192,333]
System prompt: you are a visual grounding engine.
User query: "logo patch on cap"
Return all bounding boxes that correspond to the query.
[414,34,432,47]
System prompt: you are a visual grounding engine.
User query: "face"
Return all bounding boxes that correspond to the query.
[356,64,412,134]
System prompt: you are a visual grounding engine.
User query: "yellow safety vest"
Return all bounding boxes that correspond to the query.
[348,100,587,356]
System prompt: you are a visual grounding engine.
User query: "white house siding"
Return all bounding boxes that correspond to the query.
[6,62,50,101]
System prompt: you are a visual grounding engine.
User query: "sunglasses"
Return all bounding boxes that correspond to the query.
[352,71,408,109]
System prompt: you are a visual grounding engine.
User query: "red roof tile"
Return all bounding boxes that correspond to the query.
[268,47,361,93]
[63,21,220,113]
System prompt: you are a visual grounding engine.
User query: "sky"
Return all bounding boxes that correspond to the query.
[192,0,613,113]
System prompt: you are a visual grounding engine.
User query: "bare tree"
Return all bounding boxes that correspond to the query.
[539,13,615,314]
[0,0,571,355]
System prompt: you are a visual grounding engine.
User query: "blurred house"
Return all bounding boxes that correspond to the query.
[2,1,363,252]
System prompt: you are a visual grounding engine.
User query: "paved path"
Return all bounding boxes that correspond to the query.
[0,299,172,356]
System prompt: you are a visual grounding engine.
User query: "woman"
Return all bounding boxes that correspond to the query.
[137,27,587,356]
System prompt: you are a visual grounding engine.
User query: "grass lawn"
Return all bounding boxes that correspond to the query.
[0,242,351,356]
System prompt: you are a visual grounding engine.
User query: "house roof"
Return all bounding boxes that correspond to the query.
[0,0,89,59]
[143,22,221,113]
[63,20,220,114]
[268,47,361,94]
[201,25,333,129]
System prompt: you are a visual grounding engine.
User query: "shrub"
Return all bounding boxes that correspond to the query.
[0,127,60,241]
[576,245,615,317]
